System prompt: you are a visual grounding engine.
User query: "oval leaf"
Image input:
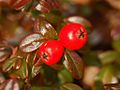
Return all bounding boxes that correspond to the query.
[2,57,22,72]
[34,18,57,39]
[83,52,101,67]
[1,79,20,90]
[35,0,60,13]
[63,50,84,79]
[32,65,42,78]
[60,83,82,90]
[20,33,45,53]
[96,66,117,84]
[64,16,92,33]
[0,45,12,62]
[58,69,73,84]
[12,59,27,79]
[98,51,119,65]
[10,0,32,10]
[35,2,51,13]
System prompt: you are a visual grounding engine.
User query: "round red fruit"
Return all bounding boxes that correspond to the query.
[59,23,88,50]
[39,40,64,65]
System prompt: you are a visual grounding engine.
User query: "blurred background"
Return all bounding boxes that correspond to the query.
[0,0,120,90]
[0,0,120,49]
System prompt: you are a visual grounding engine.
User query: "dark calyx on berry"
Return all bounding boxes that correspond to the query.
[77,30,85,39]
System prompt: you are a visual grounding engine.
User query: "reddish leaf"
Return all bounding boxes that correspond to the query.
[35,0,60,13]
[64,16,93,33]
[10,0,32,10]
[34,58,43,67]
[0,45,12,62]
[19,33,45,53]
[63,50,84,79]
[35,0,51,13]
[34,18,57,39]
[0,79,20,90]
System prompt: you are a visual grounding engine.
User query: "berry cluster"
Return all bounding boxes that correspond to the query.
[39,23,88,65]
[6,0,88,66]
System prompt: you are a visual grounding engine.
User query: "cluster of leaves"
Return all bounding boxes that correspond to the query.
[0,0,120,90]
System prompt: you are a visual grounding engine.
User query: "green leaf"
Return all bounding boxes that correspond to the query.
[63,50,84,79]
[11,59,27,79]
[60,83,82,90]
[29,52,43,78]
[58,69,73,84]
[31,10,40,17]
[98,51,119,65]
[41,65,59,85]
[32,65,41,78]
[111,63,120,78]
[31,86,53,90]
[44,9,62,25]
[24,1,33,11]
[112,40,120,52]
[83,52,101,67]
[2,57,22,72]
[95,80,104,90]
[96,66,115,84]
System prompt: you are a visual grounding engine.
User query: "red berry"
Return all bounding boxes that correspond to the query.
[59,23,88,50]
[39,40,64,65]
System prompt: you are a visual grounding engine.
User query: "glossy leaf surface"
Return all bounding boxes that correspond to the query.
[0,79,20,90]
[20,33,45,53]
[98,51,119,65]
[63,50,84,79]
[10,58,27,79]
[64,16,92,33]
[2,56,22,72]
[0,45,12,62]
[60,83,82,90]
[34,18,57,39]
[35,0,60,13]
